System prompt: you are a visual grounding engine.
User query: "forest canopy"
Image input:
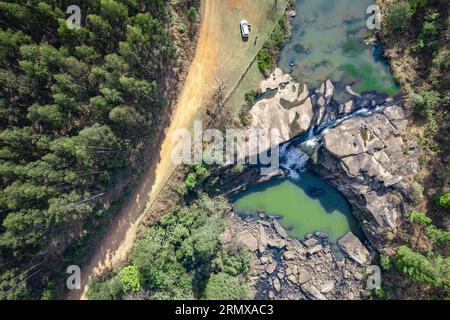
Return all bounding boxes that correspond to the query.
[0,0,175,299]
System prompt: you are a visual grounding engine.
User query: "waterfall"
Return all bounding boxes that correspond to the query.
[281,147,310,180]
[279,92,395,180]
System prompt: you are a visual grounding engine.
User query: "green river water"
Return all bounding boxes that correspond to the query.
[232,173,363,242]
[279,0,399,96]
[232,0,401,242]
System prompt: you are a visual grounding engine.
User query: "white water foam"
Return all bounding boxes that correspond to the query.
[281,147,310,180]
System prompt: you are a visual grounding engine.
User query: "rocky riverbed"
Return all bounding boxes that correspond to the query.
[220,213,372,300]
[247,68,419,253]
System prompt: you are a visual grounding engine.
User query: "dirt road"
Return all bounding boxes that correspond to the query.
[68,0,287,300]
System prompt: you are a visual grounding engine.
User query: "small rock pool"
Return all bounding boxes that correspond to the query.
[231,172,363,242]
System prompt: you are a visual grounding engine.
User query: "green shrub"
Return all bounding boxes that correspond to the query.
[373,288,388,300]
[188,7,197,23]
[412,90,440,117]
[203,273,250,300]
[407,211,432,226]
[213,245,251,276]
[185,164,209,191]
[426,226,450,246]
[257,49,273,75]
[239,109,250,126]
[119,265,142,293]
[380,255,393,271]
[412,9,444,55]
[436,192,450,209]
[86,195,242,300]
[87,275,124,300]
[408,0,429,14]
[40,281,56,300]
[265,24,287,53]
[244,90,256,107]
[185,172,198,191]
[394,245,450,288]
[410,182,424,203]
[231,164,245,175]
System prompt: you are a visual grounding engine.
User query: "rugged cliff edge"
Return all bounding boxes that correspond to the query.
[312,105,419,252]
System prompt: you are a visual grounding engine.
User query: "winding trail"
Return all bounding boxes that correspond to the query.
[67,0,287,300]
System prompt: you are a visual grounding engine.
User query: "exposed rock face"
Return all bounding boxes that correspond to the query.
[249,68,315,146]
[307,244,323,256]
[258,224,268,253]
[301,283,327,300]
[320,280,335,294]
[224,215,370,300]
[313,104,419,249]
[337,232,370,265]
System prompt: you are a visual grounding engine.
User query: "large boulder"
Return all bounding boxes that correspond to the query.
[272,219,288,239]
[237,231,258,252]
[301,283,327,300]
[337,232,370,265]
[290,98,314,134]
[258,224,268,253]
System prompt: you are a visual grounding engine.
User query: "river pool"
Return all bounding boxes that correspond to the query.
[232,173,363,242]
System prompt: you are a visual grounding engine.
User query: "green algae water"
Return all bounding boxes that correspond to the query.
[279,0,399,96]
[232,173,363,242]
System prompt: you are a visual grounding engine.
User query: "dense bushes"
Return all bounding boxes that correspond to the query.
[257,50,273,75]
[411,90,441,117]
[257,16,290,76]
[426,226,450,246]
[394,245,449,289]
[185,164,209,191]
[0,0,174,299]
[87,195,252,300]
[436,193,450,209]
[203,273,250,300]
[407,211,432,226]
[407,210,450,246]
[412,9,445,55]
[382,2,413,33]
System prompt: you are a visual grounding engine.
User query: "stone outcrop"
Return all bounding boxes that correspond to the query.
[221,69,419,300]
[249,68,315,146]
[273,219,288,238]
[312,103,419,249]
[237,230,258,252]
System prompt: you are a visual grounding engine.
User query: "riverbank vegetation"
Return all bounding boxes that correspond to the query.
[87,195,251,300]
[257,9,291,76]
[376,0,449,299]
[0,0,199,300]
